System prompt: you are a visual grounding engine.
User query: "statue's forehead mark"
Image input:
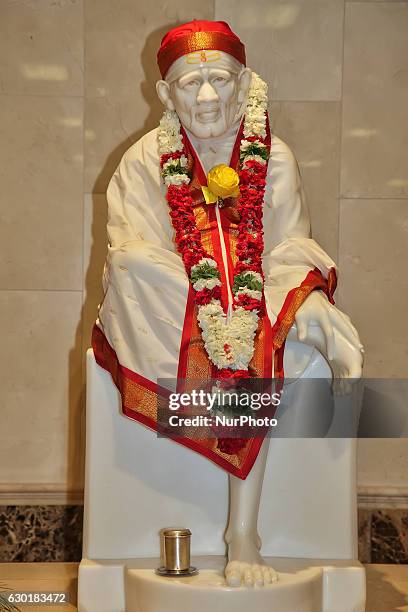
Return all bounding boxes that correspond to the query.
[185,50,221,65]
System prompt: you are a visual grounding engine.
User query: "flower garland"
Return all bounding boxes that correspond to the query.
[158,73,270,378]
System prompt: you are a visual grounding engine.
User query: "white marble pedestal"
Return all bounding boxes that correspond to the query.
[79,556,365,612]
[78,348,366,611]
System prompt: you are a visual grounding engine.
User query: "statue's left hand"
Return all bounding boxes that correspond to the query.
[294,291,364,388]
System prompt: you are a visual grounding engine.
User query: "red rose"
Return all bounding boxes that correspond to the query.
[195,286,221,305]
[234,294,263,313]
[160,151,184,166]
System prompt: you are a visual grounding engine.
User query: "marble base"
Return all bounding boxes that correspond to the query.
[1,562,407,612]
[78,556,366,612]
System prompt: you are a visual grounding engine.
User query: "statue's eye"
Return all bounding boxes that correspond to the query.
[212,76,228,85]
[183,79,200,89]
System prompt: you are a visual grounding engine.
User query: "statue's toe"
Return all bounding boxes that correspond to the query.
[225,560,242,587]
[225,561,279,587]
[253,564,264,586]
[267,566,279,583]
[243,566,254,586]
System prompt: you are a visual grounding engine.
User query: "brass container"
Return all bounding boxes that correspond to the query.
[156,527,198,576]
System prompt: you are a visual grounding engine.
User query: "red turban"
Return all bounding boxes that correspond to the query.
[157,20,246,78]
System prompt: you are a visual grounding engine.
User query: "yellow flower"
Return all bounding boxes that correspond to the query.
[207,164,240,199]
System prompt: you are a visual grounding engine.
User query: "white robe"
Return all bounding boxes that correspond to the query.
[95,123,336,386]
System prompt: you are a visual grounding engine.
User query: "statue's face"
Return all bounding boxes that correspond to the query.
[169,66,241,138]
[156,53,251,139]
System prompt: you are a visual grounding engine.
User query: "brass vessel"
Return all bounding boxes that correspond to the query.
[156,527,198,576]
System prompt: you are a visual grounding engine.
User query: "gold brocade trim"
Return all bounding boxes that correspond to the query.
[122,376,157,420]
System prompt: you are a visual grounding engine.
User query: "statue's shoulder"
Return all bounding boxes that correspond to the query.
[270,133,297,166]
[120,127,160,169]
[268,132,301,181]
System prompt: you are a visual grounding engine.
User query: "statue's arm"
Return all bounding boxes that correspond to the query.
[264,134,336,284]
[106,131,173,248]
[264,135,364,380]
[103,131,177,291]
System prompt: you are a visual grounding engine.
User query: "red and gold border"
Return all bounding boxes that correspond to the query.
[92,324,266,480]
[270,266,338,351]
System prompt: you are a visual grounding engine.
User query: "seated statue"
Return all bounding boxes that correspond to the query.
[92,19,364,588]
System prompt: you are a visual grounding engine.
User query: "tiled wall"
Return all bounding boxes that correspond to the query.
[0,0,214,501]
[0,0,407,519]
[0,0,85,495]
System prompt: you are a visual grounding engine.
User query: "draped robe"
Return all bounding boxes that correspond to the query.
[92,118,337,479]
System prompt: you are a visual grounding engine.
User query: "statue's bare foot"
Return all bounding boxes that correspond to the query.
[225,535,278,587]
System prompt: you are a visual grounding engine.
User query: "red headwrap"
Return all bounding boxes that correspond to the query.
[157,20,246,78]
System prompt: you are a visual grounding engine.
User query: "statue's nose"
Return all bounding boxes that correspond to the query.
[196,81,219,104]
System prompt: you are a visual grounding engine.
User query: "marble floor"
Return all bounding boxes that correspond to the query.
[1,562,408,611]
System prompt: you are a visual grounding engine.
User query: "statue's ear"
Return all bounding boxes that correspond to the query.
[236,67,252,114]
[156,80,175,111]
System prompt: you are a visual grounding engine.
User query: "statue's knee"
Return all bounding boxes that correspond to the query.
[109,242,153,271]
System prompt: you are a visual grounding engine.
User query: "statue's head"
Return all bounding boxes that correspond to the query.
[156,20,251,139]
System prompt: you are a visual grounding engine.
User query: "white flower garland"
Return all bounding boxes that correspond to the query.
[197,303,259,370]
[159,73,269,371]
[158,110,184,154]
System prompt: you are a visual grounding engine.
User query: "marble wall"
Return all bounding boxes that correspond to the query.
[0,0,407,514]
[0,0,214,505]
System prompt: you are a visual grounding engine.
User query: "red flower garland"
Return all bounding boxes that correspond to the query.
[162,128,270,456]
[163,147,270,315]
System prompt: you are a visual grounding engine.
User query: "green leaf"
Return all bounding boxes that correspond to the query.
[190,263,220,284]
[162,159,189,177]
[240,143,269,163]
[233,272,263,293]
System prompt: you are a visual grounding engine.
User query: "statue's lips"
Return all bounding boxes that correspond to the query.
[195,108,221,123]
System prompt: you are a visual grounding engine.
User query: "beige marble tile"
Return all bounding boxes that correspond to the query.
[366,564,408,611]
[270,101,341,261]
[338,198,408,377]
[0,291,84,488]
[341,2,408,198]
[0,0,83,96]
[0,95,83,290]
[358,439,408,491]
[85,0,214,192]
[84,94,143,193]
[82,193,108,352]
[85,0,214,98]
[0,562,79,580]
[215,0,344,101]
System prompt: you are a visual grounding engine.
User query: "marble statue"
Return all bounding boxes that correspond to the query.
[92,19,364,589]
